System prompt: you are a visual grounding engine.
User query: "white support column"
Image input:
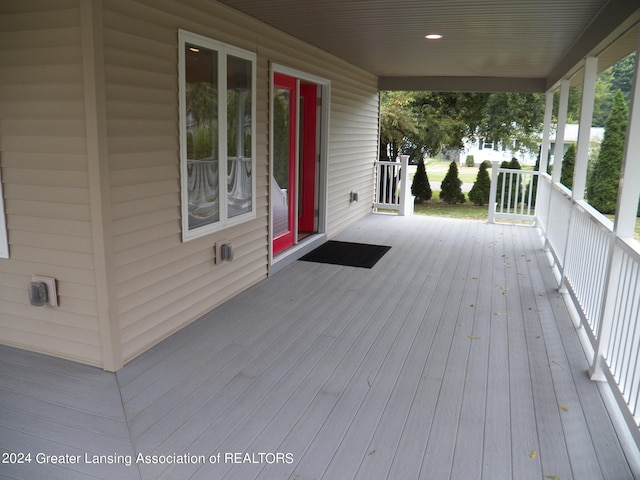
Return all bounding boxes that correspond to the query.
[488,161,499,223]
[591,32,640,381]
[559,58,599,294]
[552,79,570,184]
[539,91,554,174]
[614,35,640,239]
[573,57,598,202]
[399,155,413,216]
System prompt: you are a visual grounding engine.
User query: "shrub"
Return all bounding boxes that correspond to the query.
[468,161,491,206]
[465,155,475,167]
[560,143,576,190]
[411,158,432,203]
[587,90,628,214]
[439,162,466,204]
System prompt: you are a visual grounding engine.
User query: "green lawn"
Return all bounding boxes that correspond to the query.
[422,159,478,183]
[413,191,488,221]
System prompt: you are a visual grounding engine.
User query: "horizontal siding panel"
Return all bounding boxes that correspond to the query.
[112,207,178,239]
[113,221,179,252]
[0,101,84,120]
[0,325,101,367]
[105,64,175,91]
[3,168,88,188]
[110,165,177,187]
[0,84,84,102]
[9,230,93,255]
[0,46,82,67]
[115,219,266,288]
[0,0,103,368]
[7,216,91,238]
[0,300,99,334]
[110,180,178,204]
[0,259,95,286]
[111,194,177,222]
[106,133,178,154]
[4,185,89,205]
[5,199,90,221]
[0,27,80,49]
[1,135,86,154]
[105,84,175,106]
[0,8,80,32]
[0,285,96,318]
[106,102,176,122]
[105,47,175,76]
[7,245,94,270]
[109,151,177,171]
[0,64,84,84]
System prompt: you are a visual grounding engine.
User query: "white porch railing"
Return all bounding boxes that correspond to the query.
[374,155,413,216]
[488,162,538,224]
[533,173,640,446]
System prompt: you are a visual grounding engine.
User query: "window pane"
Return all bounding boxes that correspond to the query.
[185,43,219,229]
[227,55,252,218]
[272,87,291,237]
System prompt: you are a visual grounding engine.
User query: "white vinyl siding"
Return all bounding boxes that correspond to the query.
[0,0,103,366]
[0,0,379,368]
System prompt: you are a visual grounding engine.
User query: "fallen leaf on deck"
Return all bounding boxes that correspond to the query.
[529,450,538,459]
[368,450,375,456]
[468,335,481,340]
[544,476,560,480]
[558,404,568,412]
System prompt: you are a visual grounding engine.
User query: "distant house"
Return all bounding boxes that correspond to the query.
[452,124,604,167]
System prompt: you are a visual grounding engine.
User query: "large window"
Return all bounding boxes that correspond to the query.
[179,30,256,240]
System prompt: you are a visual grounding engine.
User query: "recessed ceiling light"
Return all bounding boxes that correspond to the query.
[189,47,200,52]
[425,34,443,40]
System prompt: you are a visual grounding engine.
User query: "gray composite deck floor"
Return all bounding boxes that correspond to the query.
[1,214,639,480]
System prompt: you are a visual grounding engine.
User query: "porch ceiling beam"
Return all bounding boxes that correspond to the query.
[378,76,546,93]
[546,0,640,91]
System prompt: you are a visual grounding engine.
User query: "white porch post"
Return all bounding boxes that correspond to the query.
[552,79,570,183]
[559,57,599,294]
[590,35,640,380]
[572,57,598,201]
[488,161,499,223]
[399,154,413,216]
[539,91,554,174]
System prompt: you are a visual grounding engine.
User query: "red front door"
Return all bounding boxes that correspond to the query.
[272,73,297,254]
[272,73,318,255]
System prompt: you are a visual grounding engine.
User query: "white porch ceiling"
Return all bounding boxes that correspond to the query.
[215,0,640,92]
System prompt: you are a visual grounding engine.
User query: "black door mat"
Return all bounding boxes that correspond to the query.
[299,240,391,268]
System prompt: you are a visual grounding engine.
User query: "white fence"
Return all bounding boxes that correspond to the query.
[374,155,413,216]
[488,163,539,224]
[535,173,640,445]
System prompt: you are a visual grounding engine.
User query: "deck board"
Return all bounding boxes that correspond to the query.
[1,214,638,480]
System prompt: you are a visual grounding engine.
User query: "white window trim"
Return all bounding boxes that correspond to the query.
[179,29,257,242]
[0,167,8,258]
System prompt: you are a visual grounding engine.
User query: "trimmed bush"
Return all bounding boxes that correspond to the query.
[465,155,475,167]
[440,161,466,204]
[560,143,576,190]
[587,90,628,214]
[411,158,432,203]
[468,161,491,206]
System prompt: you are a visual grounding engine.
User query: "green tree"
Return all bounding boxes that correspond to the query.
[440,162,466,204]
[379,91,416,160]
[411,158,432,203]
[560,143,576,190]
[468,161,491,206]
[587,90,628,214]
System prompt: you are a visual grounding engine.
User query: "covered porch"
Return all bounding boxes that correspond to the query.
[2,214,638,480]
